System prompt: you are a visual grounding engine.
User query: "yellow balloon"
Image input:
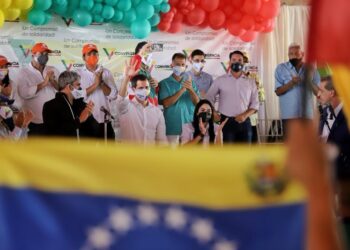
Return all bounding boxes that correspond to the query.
[0,10,4,28]
[12,0,33,10]
[4,8,20,21]
[2,0,12,9]
[19,10,28,21]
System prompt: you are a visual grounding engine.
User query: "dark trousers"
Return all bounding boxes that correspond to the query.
[28,123,46,136]
[98,122,115,140]
[221,115,252,144]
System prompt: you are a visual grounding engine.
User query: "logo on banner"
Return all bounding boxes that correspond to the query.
[220,61,230,73]
[19,45,32,58]
[61,60,85,71]
[62,18,73,27]
[182,49,193,58]
[205,53,220,60]
[151,43,163,52]
[50,50,62,56]
[103,48,116,60]
[155,65,172,71]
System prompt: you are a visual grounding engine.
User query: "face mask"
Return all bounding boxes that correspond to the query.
[0,69,8,81]
[35,54,49,66]
[198,111,212,123]
[0,106,15,131]
[192,62,204,73]
[231,62,243,72]
[134,88,149,102]
[71,87,85,100]
[173,66,186,77]
[87,55,99,67]
[289,58,302,67]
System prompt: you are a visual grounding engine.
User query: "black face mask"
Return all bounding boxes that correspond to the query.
[231,62,243,72]
[2,117,15,131]
[198,111,212,123]
[38,54,49,65]
[289,58,302,67]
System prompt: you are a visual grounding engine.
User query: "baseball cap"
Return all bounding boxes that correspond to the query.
[82,44,98,55]
[31,43,52,54]
[0,56,11,67]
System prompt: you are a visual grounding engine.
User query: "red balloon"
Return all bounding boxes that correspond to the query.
[187,2,195,11]
[239,30,258,42]
[158,21,171,32]
[161,12,175,22]
[192,0,201,4]
[259,0,280,19]
[240,14,255,30]
[187,8,206,25]
[231,0,244,8]
[178,0,189,9]
[223,6,233,16]
[242,0,262,15]
[227,22,245,36]
[209,10,226,29]
[198,18,209,28]
[182,9,190,14]
[262,19,275,33]
[173,12,184,23]
[201,0,219,12]
[169,0,180,5]
[230,10,243,22]
[168,21,182,33]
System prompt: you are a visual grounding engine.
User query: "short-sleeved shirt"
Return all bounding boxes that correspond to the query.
[17,63,59,124]
[186,70,213,95]
[275,62,320,119]
[158,75,200,136]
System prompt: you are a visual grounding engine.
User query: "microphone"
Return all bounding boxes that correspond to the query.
[100,106,114,120]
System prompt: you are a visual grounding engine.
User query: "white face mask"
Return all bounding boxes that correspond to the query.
[192,62,204,73]
[0,69,8,81]
[0,106,13,119]
[173,66,186,76]
[71,88,86,99]
[134,88,149,102]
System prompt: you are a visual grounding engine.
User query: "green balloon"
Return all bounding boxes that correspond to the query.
[94,0,103,2]
[92,3,103,14]
[28,9,46,25]
[117,0,131,11]
[43,13,52,24]
[147,0,162,4]
[153,4,161,13]
[54,0,67,5]
[105,0,119,6]
[53,3,67,15]
[136,0,154,19]
[102,5,115,19]
[160,3,170,13]
[93,14,104,23]
[34,0,52,11]
[131,19,151,39]
[131,0,142,6]
[149,13,160,27]
[111,10,123,23]
[73,9,92,26]
[80,0,94,11]
[122,8,136,27]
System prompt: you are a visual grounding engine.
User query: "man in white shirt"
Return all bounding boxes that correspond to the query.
[17,43,59,136]
[78,43,118,140]
[116,60,166,144]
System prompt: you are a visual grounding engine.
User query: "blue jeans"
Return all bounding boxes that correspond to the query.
[221,115,252,144]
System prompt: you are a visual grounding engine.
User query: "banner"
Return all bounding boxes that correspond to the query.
[0,139,306,250]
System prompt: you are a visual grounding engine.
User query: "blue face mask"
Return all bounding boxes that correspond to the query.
[173,66,186,76]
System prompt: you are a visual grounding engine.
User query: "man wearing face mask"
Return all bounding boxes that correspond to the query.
[275,43,320,135]
[78,43,118,140]
[158,53,200,145]
[206,50,259,144]
[17,43,60,136]
[116,60,166,144]
[187,49,213,99]
[42,71,95,138]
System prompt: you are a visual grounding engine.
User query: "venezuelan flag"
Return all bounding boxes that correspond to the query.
[0,139,306,250]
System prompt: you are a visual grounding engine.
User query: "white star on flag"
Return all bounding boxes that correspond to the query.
[165,207,187,230]
[137,205,159,225]
[109,208,133,233]
[191,218,214,243]
[87,227,113,249]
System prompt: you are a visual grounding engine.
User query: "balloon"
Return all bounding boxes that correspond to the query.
[160,3,170,13]
[136,1,155,19]
[4,8,20,21]
[157,20,171,31]
[208,10,226,29]
[131,19,151,38]
[173,12,184,23]
[12,0,33,10]
[262,19,275,33]
[2,0,12,9]
[147,0,163,4]
[0,10,4,28]
[80,0,94,11]
[186,7,206,26]
[132,0,142,6]
[149,13,161,26]
[230,10,243,22]
[34,0,52,11]
[223,6,233,16]
[43,12,52,24]
[73,9,92,26]
[105,0,119,6]
[240,14,255,30]
[200,0,219,12]
[91,3,103,15]
[54,0,67,5]
[28,9,46,25]
[231,0,244,8]
[111,10,123,22]
[93,14,104,23]
[242,0,262,15]
[53,3,67,15]
[122,8,136,26]
[117,0,132,11]
[239,30,258,42]
[259,0,280,19]
[198,17,209,28]
[102,5,115,19]
[227,22,244,36]
[168,21,182,33]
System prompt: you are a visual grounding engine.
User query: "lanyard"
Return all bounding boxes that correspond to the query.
[62,95,80,142]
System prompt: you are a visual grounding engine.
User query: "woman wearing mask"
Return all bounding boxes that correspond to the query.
[181,99,228,145]
[0,55,13,98]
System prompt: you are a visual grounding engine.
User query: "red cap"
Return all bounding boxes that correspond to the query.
[0,55,11,67]
[31,43,52,54]
[82,43,98,55]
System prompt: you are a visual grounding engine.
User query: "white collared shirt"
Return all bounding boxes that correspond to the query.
[321,103,343,141]
[116,95,167,144]
[17,63,59,124]
[78,65,118,123]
